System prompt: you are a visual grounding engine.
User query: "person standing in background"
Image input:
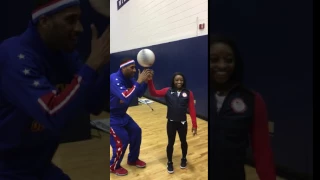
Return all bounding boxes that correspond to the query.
[209,35,276,180]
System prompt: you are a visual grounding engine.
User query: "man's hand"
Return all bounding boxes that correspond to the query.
[137,69,152,84]
[86,25,110,71]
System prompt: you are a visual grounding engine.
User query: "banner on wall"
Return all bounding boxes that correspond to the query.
[117,0,129,10]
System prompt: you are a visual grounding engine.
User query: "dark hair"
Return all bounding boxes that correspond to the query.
[210,35,243,83]
[120,58,134,65]
[32,0,52,11]
[171,72,187,89]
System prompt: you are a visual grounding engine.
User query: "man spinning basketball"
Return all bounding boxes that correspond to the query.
[109,59,152,176]
[0,0,109,179]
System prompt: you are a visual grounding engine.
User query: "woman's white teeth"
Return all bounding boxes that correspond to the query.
[216,72,227,75]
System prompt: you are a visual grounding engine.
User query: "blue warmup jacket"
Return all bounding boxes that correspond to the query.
[0,22,109,176]
[110,70,147,126]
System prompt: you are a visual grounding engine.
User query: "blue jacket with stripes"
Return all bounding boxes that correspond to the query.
[110,69,147,126]
[0,22,109,176]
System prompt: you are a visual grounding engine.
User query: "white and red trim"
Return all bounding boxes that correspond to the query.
[37,76,81,115]
[32,0,80,21]
[121,86,136,98]
[119,60,135,69]
[110,127,123,171]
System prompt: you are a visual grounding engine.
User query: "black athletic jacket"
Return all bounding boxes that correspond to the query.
[210,84,276,180]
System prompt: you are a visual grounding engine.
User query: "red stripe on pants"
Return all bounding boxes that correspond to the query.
[110,127,123,171]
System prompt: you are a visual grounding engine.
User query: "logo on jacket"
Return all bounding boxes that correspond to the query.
[56,83,67,92]
[230,98,247,113]
[182,92,187,97]
[30,120,45,132]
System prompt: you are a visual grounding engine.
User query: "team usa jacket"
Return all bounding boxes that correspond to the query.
[0,22,109,176]
[147,80,197,128]
[210,84,276,180]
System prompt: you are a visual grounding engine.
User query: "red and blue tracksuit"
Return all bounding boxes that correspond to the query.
[0,22,109,179]
[109,69,147,171]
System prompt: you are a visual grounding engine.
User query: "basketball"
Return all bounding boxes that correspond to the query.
[137,49,155,67]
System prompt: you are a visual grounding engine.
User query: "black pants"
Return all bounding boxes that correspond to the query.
[210,148,246,180]
[166,120,188,162]
[211,161,246,180]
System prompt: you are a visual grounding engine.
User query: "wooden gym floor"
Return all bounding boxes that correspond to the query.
[52,98,286,180]
[52,112,110,180]
[109,99,208,180]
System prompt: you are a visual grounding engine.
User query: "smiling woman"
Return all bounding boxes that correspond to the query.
[146,72,198,174]
[209,35,276,180]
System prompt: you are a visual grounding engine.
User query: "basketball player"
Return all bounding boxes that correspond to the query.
[147,72,197,174]
[0,0,109,179]
[209,35,276,180]
[109,59,152,176]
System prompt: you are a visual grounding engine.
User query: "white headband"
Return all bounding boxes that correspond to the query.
[32,0,80,22]
[120,60,135,68]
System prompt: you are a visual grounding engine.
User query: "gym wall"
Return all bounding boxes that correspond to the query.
[110,0,209,120]
[210,0,313,178]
